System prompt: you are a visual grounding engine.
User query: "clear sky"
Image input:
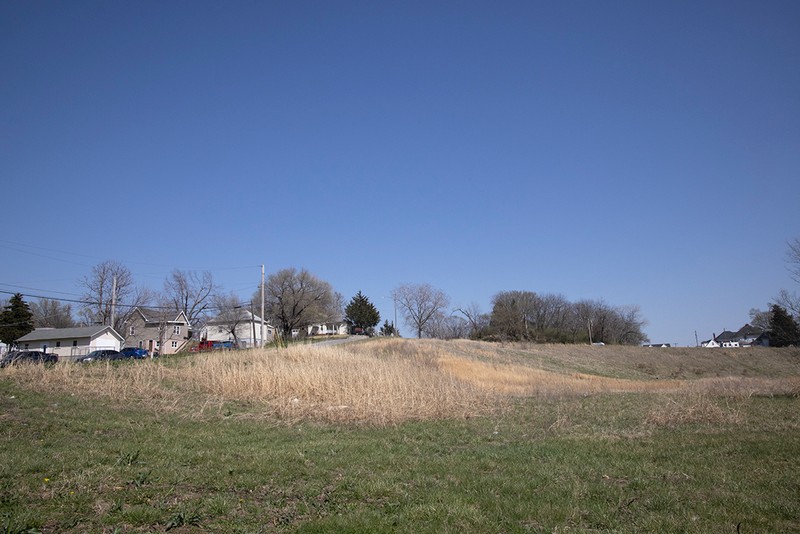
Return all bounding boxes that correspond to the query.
[2,1,799,345]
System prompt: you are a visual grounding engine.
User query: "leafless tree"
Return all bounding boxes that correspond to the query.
[775,289,800,321]
[264,268,337,338]
[210,292,247,347]
[163,270,217,328]
[392,283,450,339]
[488,293,647,345]
[488,291,544,341]
[787,237,800,284]
[78,260,151,331]
[426,313,470,339]
[567,299,597,343]
[749,307,772,331]
[455,302,490,339]
[773,238,800,321]
[31,298,75,328]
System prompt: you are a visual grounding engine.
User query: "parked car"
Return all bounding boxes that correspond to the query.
[76,349,121,363]
[0,350,58,368]
[118,347,150,359]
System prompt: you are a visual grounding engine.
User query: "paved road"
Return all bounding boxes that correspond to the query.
[310,335,372,348]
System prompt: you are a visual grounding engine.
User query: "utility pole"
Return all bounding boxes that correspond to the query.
[260,264,265,348]
[110,275,117,328]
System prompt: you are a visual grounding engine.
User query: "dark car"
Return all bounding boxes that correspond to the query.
[76,349,121,363]
[0,350,58,368]
[118,347,150,359]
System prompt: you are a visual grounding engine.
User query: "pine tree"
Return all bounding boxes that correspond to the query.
[344,291,380,334]
[769,304,800,347]
[0,293,35,348]
[380,320,397,337]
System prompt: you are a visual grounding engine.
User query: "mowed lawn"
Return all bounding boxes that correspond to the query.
[1,340,799,532]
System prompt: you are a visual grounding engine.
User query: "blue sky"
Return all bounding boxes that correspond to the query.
[2,1,798,345]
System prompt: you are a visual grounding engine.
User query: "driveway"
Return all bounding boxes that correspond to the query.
[311,335,372,348]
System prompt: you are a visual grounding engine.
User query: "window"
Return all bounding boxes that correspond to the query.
[155,341,160,348]
[56,341,61,348]
[173,325,181,336]
[129,326,136,336]
[171,341,178,349]
[72,340,78,347]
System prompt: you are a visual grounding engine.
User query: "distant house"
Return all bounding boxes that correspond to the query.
[735,324,769,346]
[307,322,349,336]
[702,324,769,348]
[121,308,192,355]
[201,309,275,348]
[16,326,124,361]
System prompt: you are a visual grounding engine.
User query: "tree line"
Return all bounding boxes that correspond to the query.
[386,285,648,344]
[1,259,650,349]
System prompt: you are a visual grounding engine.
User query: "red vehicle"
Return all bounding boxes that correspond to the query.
[190,340,235,352]
[190,340,216,352]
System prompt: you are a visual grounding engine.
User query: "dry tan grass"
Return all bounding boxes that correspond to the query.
[4,338,798,425]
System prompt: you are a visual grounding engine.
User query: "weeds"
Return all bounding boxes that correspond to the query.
[3,339,799,426]
[116,450,140,467]
[165,507,202,530]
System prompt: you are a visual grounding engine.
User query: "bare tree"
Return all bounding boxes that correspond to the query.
[488,290,541,341]
[392,283,450,338]
[163,270,217,328]
[567,299,597,343]
[426,312,471,339]
[775,289,800,321]
[455,302,490,339]
[78,260,151,331]
[30,298,75,328]
[773,238,800,321]
[210,292,247,347]
[787,237,800,284]
[263,268,337,338]
[749,307,772,331]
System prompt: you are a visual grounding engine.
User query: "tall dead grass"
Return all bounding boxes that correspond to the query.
[4,338,798,425]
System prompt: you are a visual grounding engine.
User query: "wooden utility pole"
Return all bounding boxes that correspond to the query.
[110,275,117,328]
[260,264,265,348]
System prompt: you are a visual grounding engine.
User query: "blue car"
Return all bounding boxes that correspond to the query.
[118,347,150,359]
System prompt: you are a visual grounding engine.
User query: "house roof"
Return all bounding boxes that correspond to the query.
[130,307,189,325]
[17,326,124,343]
[735,323,764,337]
[206,309,267,325]
[714,330,737,342]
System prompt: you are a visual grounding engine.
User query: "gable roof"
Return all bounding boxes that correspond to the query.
[129,307,189,325]
[735,323,764,338]
[714,330,738,342]
[206,309,267,325]
[17,326,124,343]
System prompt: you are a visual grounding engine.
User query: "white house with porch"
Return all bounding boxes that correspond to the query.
[307,322,349,336]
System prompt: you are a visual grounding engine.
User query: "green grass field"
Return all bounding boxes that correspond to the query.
[1,340,798,532]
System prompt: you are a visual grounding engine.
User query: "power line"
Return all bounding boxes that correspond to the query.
[0,283,83,298]
[0,289,232,312]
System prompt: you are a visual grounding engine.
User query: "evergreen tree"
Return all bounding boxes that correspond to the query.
[344,291,380,334]
[769,304,800,347]
[380,320,397,337]
[0,293,35,348]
